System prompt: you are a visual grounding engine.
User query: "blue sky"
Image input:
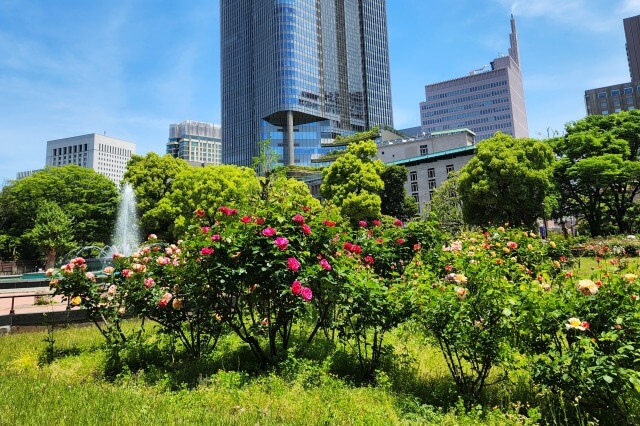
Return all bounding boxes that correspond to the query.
[1,0,639,184]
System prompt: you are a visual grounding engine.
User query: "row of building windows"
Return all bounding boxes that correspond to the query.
[425,80,508,101]
[597,86,638,98]
[52,144,88,156]
[421,89,510,110]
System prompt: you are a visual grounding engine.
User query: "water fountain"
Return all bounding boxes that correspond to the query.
[109,182,142,257]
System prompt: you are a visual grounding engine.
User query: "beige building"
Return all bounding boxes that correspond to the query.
[379,129,476,214]
[46,134,135,186]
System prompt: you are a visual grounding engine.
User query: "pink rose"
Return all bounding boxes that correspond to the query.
[320,259,332,271]
[292,214,305,223]
[195,208,205,218]
[262,227,276,237]
[201,226,211,233]
[301,224,311,235]
[274,237,289,250]
[301,287,313,301]
[144,277,155,289]
[211,234,221,241]
[394,219,403,227]
[322,219,336,227]
[364,256,374,264]
[287,257,301,272]
[240,215,252,223]
[358,220,368,228]
[291,280,302,295]
[506,241,518,249]
[156,256,171,266]
[200,247,214,255]
[121,269,134,278]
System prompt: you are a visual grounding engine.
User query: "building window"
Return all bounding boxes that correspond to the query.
[629,106,636,110]
[411,182,419,192]
[602,110,609,115]
[600,101,607,108]
[419,145,428,155]
[615,108,622,113]
[428,179,436,189]
[427,168,435,179]
[412,193,419,203]
[626,96,634,104]
[613,99,621,107]
[429,190,434,201]
[446,164,454,174]
[409,171,417,182]
[611,89,620,96]
[624,87,633,94]
[597,92,607,99]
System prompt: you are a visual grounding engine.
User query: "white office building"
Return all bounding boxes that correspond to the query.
[166,120,222,166]
[46,134,136,186]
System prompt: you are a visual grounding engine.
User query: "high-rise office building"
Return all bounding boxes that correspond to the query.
[625,15,640,83]
[46,134,135,186]
[221,0,394,167]
[585,15,640,116]
[166,120,222,166]
[419,16,528,142]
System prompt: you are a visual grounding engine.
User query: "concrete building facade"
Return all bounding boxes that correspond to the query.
[221,0,394,167]
[585,83,640,116]
[380,129,476,214]
[166,120,222,166]
[46,134,135,186]
[585,15,640,116]
[625,15,640,83]
[419,16,528,142]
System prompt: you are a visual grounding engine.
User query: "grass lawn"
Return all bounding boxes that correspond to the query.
[574,256,640,278]
[0,322,539,426]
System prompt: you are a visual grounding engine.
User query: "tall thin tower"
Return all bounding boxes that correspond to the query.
[220,0,394,167]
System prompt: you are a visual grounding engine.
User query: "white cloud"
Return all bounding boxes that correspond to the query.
[492,0,637,32]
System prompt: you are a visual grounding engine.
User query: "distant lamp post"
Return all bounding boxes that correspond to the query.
[541,202,548,239]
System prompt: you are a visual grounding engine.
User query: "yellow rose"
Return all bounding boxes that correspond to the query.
[71,296,82,306]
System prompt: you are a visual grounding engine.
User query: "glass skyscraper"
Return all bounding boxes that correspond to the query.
[221,0,393,166]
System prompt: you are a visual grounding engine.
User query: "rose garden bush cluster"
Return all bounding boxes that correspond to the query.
[48,201,640,421]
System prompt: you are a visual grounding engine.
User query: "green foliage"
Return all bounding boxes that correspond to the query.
[380,165,419,221]
[0,165,118,261]
[23,201,74,268]
[458,133,554,228]
[410,228,567,403]
[551,110,640,236]
[429,170,464,229]
[123,153,190,239]
[331,126,380,146]
[321,139,385,222]
[144,165,261,240]
[251,139,279,175]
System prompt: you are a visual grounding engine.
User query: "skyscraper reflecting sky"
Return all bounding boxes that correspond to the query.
[221,0,393,166]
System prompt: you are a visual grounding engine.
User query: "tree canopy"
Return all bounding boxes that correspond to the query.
[122,153,190,237]
[0,165,118,261]
[380,165,418,221]
[320,139,385,223]
[458,132,554,228]
[551,110,640,235]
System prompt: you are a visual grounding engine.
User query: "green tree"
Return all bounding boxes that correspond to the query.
[23,201,74,268]
[0,166,118,261]
[458,133,554,228]
[320,140,385,223]
[429,170,464,229]
[552,111,640,235]
[145,165,261,240]
[123,153,190,238]
[380,165,418,221]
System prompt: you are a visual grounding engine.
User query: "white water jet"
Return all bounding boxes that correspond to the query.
[110,182,141,257]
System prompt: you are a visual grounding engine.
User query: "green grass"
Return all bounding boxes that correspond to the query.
[574,256,640,278]
[0,322,538,426]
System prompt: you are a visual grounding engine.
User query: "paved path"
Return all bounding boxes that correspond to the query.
[0,287,83,330]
